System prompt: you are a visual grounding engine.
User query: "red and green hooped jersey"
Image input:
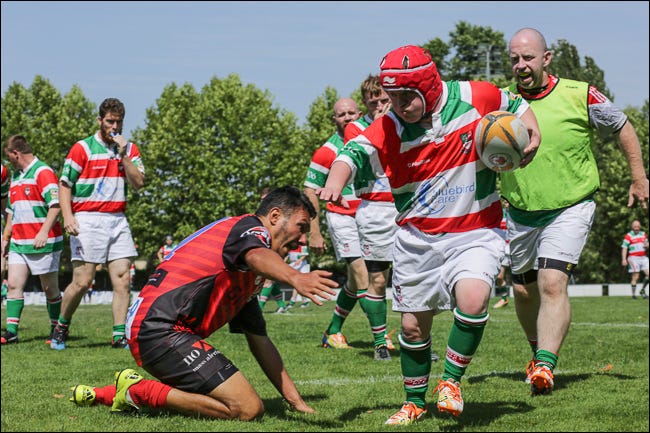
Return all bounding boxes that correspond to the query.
[60,132,144,213]
[158,243,178,260]
[304,132,360,216]
[7,157,63,254]
[622,230,648,257]
[337,80,527,234]
[344,115,395,203]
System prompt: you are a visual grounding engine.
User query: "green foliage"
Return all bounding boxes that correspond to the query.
[421,37,450,77]
[128,74,308,265]
[579,101,650,283]
[1,298,648,431]
[1,76,96,174]
[446,21,508,82]
[547,39,611,99]
[1,76,98,271]
[1,22,648,282]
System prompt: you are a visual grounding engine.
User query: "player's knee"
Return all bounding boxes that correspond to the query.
[71,278,93,293]
[235,399,264,421]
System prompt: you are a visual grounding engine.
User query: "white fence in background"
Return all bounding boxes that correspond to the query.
[10,283,638,306]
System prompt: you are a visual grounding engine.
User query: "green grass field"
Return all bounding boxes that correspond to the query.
[2,296,648,432]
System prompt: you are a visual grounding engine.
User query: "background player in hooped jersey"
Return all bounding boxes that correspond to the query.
[285,244,312,308]
[304,97,369,350]
[1,163,9,280]
[156,234,177,264]
[50,97,145,351]
[1,135,63,345]
[621,219,649,299]
[1,164,8,220]
[343,75,399,361]
[317,45,541,425]
[68,186,337,420]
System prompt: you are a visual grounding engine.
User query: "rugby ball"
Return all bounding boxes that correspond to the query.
[475,111,529,172]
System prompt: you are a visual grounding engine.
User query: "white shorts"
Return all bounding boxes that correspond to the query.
[8,250,61,275]
[356,200,398,262]
[326,211,361,261]
[70,212,137,263]
[628,255,650,273]
[508,201,595,274]
[391,225,502,314]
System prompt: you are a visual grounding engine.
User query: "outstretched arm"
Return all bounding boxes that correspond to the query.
[617,121,649,211]
[245,248,337,305]
[315,161,353,207]
[244,332,315,413]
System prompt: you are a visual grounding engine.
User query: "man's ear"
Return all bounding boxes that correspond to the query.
[267,207,283,226]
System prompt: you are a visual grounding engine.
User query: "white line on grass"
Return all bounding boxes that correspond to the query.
[295,368,593,387]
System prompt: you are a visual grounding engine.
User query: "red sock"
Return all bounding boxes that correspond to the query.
[94,385,116,406]
[128,380,173,409]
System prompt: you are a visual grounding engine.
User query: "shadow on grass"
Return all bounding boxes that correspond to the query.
[467,370,636,391]
[433,400,535,430]
[262,394,346,428]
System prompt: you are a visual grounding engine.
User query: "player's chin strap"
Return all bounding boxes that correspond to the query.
[419,94,442,122]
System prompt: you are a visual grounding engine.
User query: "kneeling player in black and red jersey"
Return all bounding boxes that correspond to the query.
[68,186,337,420]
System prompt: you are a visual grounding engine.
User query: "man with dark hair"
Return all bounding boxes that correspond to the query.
[51,97,145,350]
[68,186,337,420]
[1,135,63,345]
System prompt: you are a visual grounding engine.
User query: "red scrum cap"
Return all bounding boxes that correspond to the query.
[379,45,443,114]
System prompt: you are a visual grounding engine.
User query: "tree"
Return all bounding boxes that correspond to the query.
[579,102,649,283]
[1,77,96,174]
[128,74,310,267]
[446,21,508,83]
[547,39,611,99]
[1,76,96,274]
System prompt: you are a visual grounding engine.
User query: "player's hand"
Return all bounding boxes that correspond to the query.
[315,187,349,208]
[111,132,128,157]
[519,134,540,168]
[290,269,338,305]
[284,398,316,414]
[63,216,80,236]
[376,102,392,118]
[33,231,48,249]
[627,177,649,211]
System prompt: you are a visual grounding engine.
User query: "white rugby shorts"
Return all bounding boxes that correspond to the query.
[356,200,398,262]
[326,211,361,261]
[391,225,502,314]
[507,200,595,274]
[70,212,138,263]
[627,255,650,273]
[8,250,61,275]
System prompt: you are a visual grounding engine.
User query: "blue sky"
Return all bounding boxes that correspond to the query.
[2,1,648,136]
